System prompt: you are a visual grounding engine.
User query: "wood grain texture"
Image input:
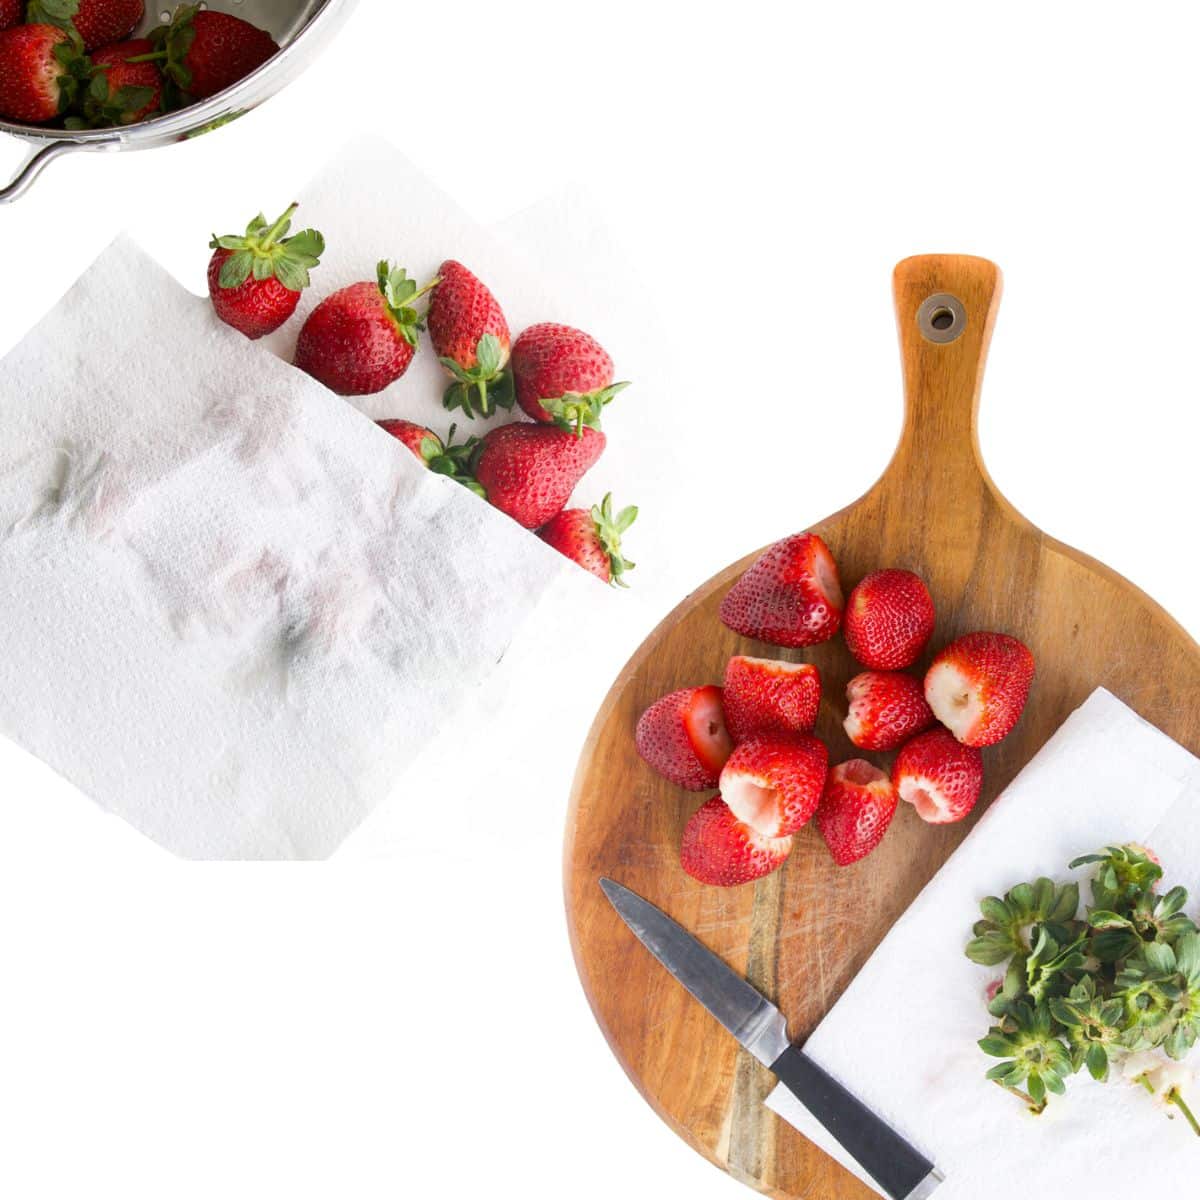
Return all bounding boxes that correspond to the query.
[564,255,1200,1199]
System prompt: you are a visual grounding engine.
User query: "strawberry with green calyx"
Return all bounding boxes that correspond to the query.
[375,419,484,497]
[146,4,277,103]
[27,0,142,52]
[207,203,324,340]
[0,23,89,123]
[293,261,438,397]
[539,494,638,586]
[67,37,160,128]
[511,322,630,433]
[427,260,514,419]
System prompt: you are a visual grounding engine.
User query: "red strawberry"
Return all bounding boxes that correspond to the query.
[0,1,22,33]
[843,568,935,670]
[539,494,637,586]
[719,531,844,648]
[81,38,161,125]
[511,322,629,432]
[294,262,436,397]
[427,260,513,419]
[843,670,935,751]
[468,422,605,529]
[635,685,734,791]
[719,733,828,838]
[815,759,898,866]
[892,728,983,824]
[0,24,87,123]
[681,795,793,887]
[27,0,143,52]
[152,5,277,101]
[377,420,482,488]
[924,631,1035,747]
[207,204,324,340]
[722,656,821,742]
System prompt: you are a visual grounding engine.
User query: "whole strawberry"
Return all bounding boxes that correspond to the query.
[681,795,793,888]
[925,631,1035,747]
[720,531,844,648]
[76,37,161,126]
[467,422,605,528]
[722,656,821,742]
[636,685,733,791]
[0,1,21,32]
[0,24,88,123]
[719,733,828,838]
[843,670,935,751]
[375,419,480,490]
[27,0,143,52]
[427,260,514,419]
[511,322,629,433]
[151,4,277,101]
[892,727,983,824]
[844,568,935,670]
[207,204,324,340]
[294,261,436,396]
[539,493,637,586]
[815,760,898,866]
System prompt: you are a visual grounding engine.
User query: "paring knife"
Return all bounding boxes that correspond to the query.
[599,878,943,1200]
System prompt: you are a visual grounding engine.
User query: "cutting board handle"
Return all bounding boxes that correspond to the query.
[888,254,1003,491]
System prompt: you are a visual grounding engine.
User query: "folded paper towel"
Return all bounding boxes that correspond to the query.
[0,238,573,858]
[766,687,1200,1195]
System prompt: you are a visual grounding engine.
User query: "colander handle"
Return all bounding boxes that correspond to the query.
[0,141,82,205]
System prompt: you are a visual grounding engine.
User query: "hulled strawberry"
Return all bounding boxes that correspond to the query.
[427,260,514,419]
[207,204,324,340]
[0,24,87,123]
[719,531,844,648]
[0,1,22,32]
[892,728,983,824]
[539,493,637,586]
[294,261,436,396]
[681,795,793,887]
[636,685,734,790]
[843,670,935,752]
[511,322,629,432]
[722,656,821,742]
[719,733,828,838]
[27,0,143,52]
[468,422,605,528]
[843,568,935,669]
[815,760,898,866]
[76,37,161,126]
[151,5,277,101]
[924,631,1035,747]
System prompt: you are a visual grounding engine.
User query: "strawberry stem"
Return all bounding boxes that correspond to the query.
[1168,1087,1200,1136]
[123,50,167,64]
[261,203,299,249]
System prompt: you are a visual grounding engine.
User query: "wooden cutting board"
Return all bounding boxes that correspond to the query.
[564,254,1200,1199]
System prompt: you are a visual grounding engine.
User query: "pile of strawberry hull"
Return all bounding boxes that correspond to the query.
[0,2,278,128]
[636,531,1036,887]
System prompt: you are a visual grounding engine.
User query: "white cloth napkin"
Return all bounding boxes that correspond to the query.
[0,237,580,858]
[766,687,1200,1196]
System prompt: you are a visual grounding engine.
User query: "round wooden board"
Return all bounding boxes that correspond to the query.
[564,255,1200,1199]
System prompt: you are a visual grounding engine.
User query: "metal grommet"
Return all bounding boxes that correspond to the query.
[916,293,967,344]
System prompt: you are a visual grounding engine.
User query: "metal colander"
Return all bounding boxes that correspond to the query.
[0,0,356,202]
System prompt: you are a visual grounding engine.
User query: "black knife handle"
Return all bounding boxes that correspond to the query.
[770,1044,938,1200]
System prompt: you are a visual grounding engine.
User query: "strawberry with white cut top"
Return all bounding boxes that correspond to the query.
[815,759,898,866]
[636,685,734,791]
[680,795,793,887]
[892,727,983,824]
[722,656,821,742]
[843,670,935,751]
[924,631,1035,747]
[718,733,828,838]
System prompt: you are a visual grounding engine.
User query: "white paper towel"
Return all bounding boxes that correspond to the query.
[767,688,1200,1195]
[0,238,578,858]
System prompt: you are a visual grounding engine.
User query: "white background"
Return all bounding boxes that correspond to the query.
[2,2,1199,1197]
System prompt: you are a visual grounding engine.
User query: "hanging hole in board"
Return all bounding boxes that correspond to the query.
[917,293,967,344]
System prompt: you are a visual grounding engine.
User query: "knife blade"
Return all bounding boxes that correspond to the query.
[599,878,943,1200]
